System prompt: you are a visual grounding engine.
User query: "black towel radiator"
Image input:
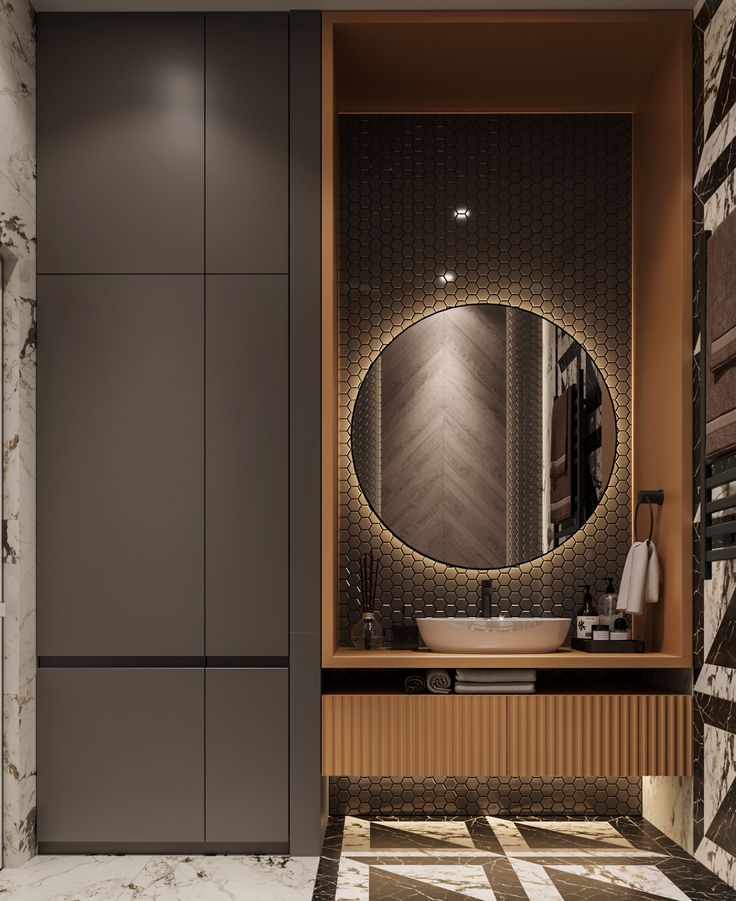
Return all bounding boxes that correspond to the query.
[553,343,582,545]
[553,337,603,546]
[700,228,736,580]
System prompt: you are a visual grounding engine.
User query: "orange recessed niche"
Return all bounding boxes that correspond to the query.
[321,11,692,670]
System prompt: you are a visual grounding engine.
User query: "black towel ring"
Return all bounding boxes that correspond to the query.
[634,489,665,544]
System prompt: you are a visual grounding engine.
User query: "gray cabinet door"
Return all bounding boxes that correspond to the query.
[206,668,288,843]
[38,668,204,843]
[206,14,288,274]
[206,276,287,657]
[38,275,204,656]
[37,13,204,274]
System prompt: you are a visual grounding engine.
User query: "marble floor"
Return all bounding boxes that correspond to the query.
[312,816,736,900]
[4,818,735,901]
[0,853,319,900]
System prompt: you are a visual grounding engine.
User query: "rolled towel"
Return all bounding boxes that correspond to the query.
[456,669,536,684]
[426,669,452,694]
[404,674,426,695]
[455,682,535,694]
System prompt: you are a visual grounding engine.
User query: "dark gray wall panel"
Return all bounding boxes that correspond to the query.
[38,275,204,656]
[206,13,288,274]
[37,13,204,274]
[38,668,204,843]
[206,275,287,656]
[288,10,324,857]
[206,669,288,843]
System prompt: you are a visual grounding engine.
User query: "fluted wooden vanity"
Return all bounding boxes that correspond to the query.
[323,689,691,777]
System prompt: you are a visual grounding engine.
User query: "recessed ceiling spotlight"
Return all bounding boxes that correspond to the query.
[453,206,470,221]
[439,271,456,285]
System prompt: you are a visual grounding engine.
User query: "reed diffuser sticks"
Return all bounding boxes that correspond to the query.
[350,550,386,649]
[359,550,380,614]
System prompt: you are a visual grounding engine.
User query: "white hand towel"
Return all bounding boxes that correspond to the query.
[645,541,660,603]
[616,541,649,615]
[455,669,536,684]
[455,682,535,695]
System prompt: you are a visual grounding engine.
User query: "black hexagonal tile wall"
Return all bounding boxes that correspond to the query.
[338,114,632,643]
[329,776,642,817]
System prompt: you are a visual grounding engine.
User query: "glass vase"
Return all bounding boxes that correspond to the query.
[349,611,386,650]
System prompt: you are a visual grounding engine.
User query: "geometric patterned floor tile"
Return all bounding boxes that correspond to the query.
[544,866,686,901]
[369,867,488,901]
[369,821,477,851]
[545,864,690,900]
[372,864,496,900]
[514,822,633,852]
[313,816,736,900]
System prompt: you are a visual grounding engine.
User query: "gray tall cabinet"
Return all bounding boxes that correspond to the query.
[36,12,322,854]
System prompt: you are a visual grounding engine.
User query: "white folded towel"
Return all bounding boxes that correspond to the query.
[455,669,536,684]
[455,682,535,695]
[617,541,660,614]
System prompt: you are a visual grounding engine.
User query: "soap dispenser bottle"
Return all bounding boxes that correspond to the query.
[598,577,618,628]
[576,585,599,639]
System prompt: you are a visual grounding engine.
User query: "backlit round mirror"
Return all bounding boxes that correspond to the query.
[351,304,617,569]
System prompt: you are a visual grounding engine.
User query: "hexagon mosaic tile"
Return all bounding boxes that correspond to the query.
[338,114,632,643]
[329,777,642,817]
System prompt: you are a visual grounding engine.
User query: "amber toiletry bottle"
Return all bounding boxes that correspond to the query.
[576,585,599,640]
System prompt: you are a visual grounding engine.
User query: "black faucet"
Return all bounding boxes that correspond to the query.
[480,579,493,618]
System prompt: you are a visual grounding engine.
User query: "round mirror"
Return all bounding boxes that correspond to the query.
[351,304,617,569]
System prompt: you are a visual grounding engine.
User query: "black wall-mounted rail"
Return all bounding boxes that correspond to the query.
[634,490,664,544]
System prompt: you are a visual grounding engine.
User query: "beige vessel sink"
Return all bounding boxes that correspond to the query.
[417,616,571,654]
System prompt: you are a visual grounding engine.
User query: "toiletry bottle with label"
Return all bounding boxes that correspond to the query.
[598,577,618,628]
[576,585,599,639]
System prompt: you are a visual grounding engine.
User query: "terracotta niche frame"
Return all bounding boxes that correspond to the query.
[321,11,692,670]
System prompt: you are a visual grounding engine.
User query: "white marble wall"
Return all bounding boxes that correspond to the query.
[688,0,736,889]
[642,777,694,854]
[0,0,36,868]
[640,0,736,870]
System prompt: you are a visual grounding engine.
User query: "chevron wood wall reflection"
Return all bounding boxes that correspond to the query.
[379,306,508,568]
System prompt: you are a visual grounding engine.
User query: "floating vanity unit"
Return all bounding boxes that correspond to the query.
[323,691,692,778]
[321,11,693,780]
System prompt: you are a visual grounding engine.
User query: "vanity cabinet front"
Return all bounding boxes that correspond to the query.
[323,692,692,778]
[38,668,205,846]
[206,668,289,844]
[205,275,288,657]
